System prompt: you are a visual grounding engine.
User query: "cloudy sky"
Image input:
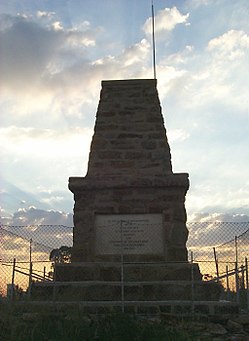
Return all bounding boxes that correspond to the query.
[1,0,249,227]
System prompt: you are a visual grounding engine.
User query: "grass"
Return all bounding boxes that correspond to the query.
[0,304,194,341]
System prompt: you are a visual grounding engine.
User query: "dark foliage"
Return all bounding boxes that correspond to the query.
[49,245,72,264]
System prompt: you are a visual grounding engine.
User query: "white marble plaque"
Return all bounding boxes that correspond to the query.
[95,214,163,255]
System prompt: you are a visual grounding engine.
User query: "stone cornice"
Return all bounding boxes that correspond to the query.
[69,173,189,192]
[101,79,157,87]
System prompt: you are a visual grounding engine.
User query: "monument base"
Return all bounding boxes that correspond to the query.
[70,174,190,263]
[31,262,222,303]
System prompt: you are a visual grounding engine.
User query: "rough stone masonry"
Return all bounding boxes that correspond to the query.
[69,79,190,262]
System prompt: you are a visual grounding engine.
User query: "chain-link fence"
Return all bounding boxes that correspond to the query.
[187,222,249,277]
[1,222,248,311]
[0,225,73,298]
[187,222,249,309]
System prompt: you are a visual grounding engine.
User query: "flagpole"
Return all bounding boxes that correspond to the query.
[151,0,157,79]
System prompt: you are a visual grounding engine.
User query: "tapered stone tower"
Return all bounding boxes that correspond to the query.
[32,79,223,306]
[69,79,189,262]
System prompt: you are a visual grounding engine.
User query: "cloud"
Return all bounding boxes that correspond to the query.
[186,213,249,260]
[190,0,215,7]
[0,16,62,93]
[159,29,249,117]
[188,212,249,223]
[143,6,189,36]
[119,39,150,67]
[1,207,73,262]
[186,214,249,266]
[0,13,152,122]
[0,11,149,101]
[202,30,249,96]
[186,182,249,217]
[12,206,73,226]
[36,11,55,19]
[1,3,248,221]
[51,21,63,31]
[157,65,188,99]
[1,206,73,228]
[167,129,190,143]
[207,29,249,59]
[0,126,92,158]
[0,126,93,205]
[0,14,98,96]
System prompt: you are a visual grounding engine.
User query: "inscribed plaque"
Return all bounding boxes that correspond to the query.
[95,214,163,255]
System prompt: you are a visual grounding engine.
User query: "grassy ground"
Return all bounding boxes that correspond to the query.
[0,304,194,341]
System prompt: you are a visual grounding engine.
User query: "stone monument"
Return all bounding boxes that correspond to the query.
[32,79,223,309]
[69,79,189,263]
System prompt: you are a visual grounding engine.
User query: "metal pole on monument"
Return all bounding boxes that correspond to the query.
[151,0,157,79]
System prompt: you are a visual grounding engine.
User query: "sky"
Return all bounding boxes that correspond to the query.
[0,0,249,228]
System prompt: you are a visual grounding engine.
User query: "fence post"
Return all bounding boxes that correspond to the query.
[10,258,16,301]
[190,251,194,314]
[235,236,238,266]
[245,257,249,313]
[120,220,124,313]
[213,247,219,280]
[235,262,240,305]
[241,264,245,290]
[28,262,33,299]
[29,238,32,264]
[226,265,230,301]
[52,264,57,301]
[235,234,238,306]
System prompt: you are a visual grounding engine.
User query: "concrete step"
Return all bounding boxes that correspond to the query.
[11,300,239,316]
[31,280,221,302]
[55,262,202,282]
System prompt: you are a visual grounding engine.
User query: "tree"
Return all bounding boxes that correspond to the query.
[49,246,72,264]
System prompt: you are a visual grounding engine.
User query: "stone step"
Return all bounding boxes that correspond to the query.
[55,262,202,282]
[30,280,221,302]
[14,300,239,316]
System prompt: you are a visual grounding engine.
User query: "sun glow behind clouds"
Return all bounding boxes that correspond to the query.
[0,0,248,222]
[0,126,93,158]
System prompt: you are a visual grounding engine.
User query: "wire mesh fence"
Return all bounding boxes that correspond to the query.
[0,221,248,310]
[187,222,249,309]
[187,221,249,262]
[0,225,73,297]
[187,222,249,278]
